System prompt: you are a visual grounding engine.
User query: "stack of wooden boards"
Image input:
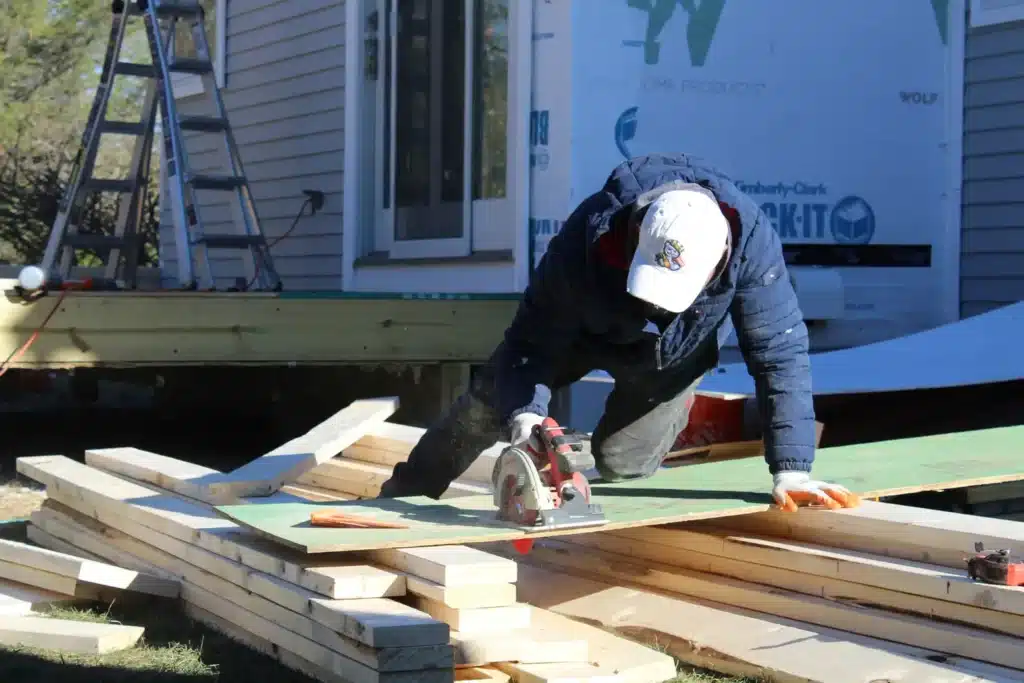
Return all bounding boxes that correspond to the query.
[10,452,677,682]
[498,502,1024,682]
[0,535,170,654]
[5,395,1024,683]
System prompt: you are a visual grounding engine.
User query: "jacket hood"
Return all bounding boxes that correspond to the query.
[587,153,755,273]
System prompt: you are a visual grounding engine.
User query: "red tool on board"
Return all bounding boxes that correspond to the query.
[966,543,1024,587]
[492,417,608,554]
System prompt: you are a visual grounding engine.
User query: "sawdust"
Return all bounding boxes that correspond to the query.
[0,479,45,520]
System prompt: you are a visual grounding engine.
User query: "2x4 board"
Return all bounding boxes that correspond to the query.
[215,425,1024,554]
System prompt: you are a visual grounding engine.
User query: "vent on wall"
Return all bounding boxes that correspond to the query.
[970,0,1024,26]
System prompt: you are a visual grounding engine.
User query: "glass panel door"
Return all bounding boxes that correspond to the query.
[374,0,514,260]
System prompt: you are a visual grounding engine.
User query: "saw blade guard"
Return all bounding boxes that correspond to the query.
[493,446,555,526]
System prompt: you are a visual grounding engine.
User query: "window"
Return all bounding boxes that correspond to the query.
[172,0,226,99]
[970,0,1024,26]
[372,0,513,259]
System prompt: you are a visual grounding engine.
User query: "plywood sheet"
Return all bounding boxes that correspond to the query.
[700,301,1024,396]
[215,425,1024,553]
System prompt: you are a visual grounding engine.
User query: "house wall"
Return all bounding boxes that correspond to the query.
[160,0,346,290]
[961,17,1024,317]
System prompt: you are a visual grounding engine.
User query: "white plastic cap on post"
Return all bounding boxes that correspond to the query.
[17,265,47,291]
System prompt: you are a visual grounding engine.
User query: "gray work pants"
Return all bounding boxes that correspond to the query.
[378,342,702,499]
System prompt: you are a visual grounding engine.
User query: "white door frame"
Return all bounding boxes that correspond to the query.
[940,0,965,324]
[343,0,532,288]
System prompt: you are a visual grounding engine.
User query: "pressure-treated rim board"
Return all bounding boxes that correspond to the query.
[699,302,1024,397]
[215,425,1024,554]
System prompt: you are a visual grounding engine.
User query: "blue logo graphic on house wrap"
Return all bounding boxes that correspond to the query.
[614,106,639,159]
[530,109,550,170]
[829,196,875,245]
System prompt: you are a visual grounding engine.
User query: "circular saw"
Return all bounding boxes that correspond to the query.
[491,417,608,531]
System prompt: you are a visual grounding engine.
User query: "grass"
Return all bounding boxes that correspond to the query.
[0,599,317,683]
[0,599,757,683]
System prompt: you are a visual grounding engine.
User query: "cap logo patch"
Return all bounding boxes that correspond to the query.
[654,239,685,271]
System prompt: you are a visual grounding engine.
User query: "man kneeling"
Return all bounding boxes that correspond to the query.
[379,153,856,513]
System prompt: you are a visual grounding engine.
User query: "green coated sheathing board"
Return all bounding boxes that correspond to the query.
[215,425,1024,554]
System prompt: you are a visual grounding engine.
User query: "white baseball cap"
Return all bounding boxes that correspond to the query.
[626,184,729,313]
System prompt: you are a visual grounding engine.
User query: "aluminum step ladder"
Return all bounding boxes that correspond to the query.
[37,0,281,291]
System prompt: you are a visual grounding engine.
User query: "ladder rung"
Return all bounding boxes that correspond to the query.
[62,234,135,250]
[115,62,156,78]
[169,58,213,75]
[101,120,147,135]
[188,174,246,191]
[194,235,268,249]
[84,178,136,194]
[179,115,229,133]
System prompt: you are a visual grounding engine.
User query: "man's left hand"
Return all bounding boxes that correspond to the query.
[771,471,860,512]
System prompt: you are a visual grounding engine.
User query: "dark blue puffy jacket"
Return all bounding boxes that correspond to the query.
[494,153,816,474]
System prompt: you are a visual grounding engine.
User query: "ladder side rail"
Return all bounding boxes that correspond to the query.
[40,7,133,277]
[143,4,197,288]
[189,9,279,289]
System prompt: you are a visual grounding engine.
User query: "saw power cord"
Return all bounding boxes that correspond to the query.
[244,189,324,291]
[0,285,75,379]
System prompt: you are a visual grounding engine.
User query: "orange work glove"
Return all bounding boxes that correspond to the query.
[771,471,861,512]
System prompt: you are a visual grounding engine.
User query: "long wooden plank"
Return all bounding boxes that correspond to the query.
[493,606,676,683]
[0,615,144,654]
[0,558,115,603]
[215,425,1024,553]
[604,523,1024,618]
[712,499,1024,569]
[516,539,1024,671]
[85,398,398,505]
[207,397,400,500]
[0,537,179,598]
[83,447,305,506]
[514,563,1024,683]
[449,611,589,667]
[25,515,180,585]
[348,422,502,484]
[17,455,406,599]
[0,579,83,616]
[298,459,490,499]
[562,531,1024,637]
[405,576,517,609]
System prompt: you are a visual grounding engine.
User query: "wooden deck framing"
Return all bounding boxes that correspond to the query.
[0,279,519,369]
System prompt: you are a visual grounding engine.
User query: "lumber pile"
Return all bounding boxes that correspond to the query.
[294,421,499,500]
[5,394,1024,683]
[7,444,677,681]
[485,501,1024,681]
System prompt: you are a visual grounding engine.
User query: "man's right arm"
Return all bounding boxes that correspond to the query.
[494,225,585,427]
